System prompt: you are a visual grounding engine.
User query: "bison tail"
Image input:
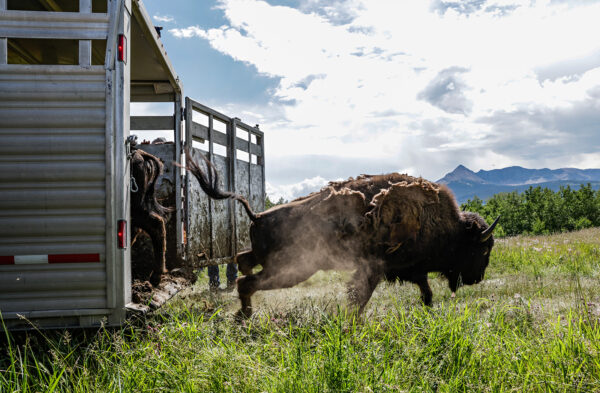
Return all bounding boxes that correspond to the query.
[233,195,258,222]
[184,149,258,222]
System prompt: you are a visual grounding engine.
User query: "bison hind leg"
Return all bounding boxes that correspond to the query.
[236,274,258,317]
[236,250,258,276]
[236,266,319,317]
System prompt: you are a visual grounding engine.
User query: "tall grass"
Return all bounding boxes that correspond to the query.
[2,228,600,392]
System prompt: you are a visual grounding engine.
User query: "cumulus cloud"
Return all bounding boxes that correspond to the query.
[479,82,600,164]
[170,0,600,186]
[418,67,472,115]
[153,14,175,23]
[430,0,486,15]
[266,176,329,201]
[430,0,522,16]
[297,0,364,25]
[170,26,203,38]
[535,49,600,82]
[266,154,406,185]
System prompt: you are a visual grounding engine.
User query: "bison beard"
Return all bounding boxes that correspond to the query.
[130,148,173,286]
[186,151,499,316]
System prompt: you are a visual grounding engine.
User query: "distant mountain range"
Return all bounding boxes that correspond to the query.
[437,165,600,204]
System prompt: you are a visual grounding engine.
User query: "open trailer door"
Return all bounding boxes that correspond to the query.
[184,97,265,267]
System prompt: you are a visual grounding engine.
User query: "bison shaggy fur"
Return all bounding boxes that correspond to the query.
[130,147,173,286]
[186,152,498,316]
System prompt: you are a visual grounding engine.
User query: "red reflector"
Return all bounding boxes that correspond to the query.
[0,256,15,265]
[118,34,127,64]
[118,220,127,249]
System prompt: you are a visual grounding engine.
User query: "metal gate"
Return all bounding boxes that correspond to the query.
[184,98,265,266]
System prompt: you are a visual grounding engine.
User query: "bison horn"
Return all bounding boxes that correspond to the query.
[480,216,500,243]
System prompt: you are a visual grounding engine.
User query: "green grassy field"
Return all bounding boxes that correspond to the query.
[2,228,600,392]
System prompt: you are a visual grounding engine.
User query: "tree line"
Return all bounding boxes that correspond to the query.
[461,184,600,237]
[265,196,287,210]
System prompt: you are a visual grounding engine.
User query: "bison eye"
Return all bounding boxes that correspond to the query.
[482,248,489,256]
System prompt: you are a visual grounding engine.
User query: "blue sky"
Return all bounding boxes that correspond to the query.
[141,0,600,200]
[142,1,279,106]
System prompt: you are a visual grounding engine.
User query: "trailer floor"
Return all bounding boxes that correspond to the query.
[130,232,197,311]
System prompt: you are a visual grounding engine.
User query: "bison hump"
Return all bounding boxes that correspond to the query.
[368,180,440,253]
[307,187,369,239]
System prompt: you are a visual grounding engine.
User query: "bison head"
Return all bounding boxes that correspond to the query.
[448,213,500,291]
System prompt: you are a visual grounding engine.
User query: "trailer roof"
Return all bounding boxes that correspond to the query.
[131,0,182,102]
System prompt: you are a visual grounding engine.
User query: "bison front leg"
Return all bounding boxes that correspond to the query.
[347,266,382,314]
[413,274,433,306]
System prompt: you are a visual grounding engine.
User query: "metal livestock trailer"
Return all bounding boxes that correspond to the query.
[0,0,265,329]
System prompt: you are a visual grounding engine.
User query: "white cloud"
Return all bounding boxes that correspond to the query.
[170,26,203,38]
[170,0,600,187]
[153,14,175,23]
[129,103,175,142]
[266,176,330,201]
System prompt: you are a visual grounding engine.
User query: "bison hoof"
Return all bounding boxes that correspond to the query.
[150,273,163,287]
[235,307,253,319]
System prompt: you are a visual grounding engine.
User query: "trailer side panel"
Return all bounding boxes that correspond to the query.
[0,65,110,329]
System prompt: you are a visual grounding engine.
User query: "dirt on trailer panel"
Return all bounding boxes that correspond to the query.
[130,231,197,311]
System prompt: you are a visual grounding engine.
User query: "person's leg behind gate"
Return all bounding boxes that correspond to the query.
[208,265,220,291]
[226,262,238,291]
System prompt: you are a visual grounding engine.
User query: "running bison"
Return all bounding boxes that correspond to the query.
[130,146,173,286]
[186,151,498,316]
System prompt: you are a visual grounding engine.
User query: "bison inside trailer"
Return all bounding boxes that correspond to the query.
[0,0,265,330]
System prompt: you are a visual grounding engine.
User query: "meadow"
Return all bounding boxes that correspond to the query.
[2,228,600,392]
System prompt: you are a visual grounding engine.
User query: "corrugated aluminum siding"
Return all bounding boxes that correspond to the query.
[0,65,109,325]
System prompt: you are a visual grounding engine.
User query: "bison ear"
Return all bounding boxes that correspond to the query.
[480,216,500,243]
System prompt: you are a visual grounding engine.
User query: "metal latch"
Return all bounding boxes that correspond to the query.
[126,135,137,159]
